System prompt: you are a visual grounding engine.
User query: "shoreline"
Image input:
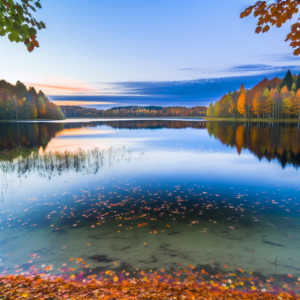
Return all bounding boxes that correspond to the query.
[1,272,299,299]
[1,116,300,123]
[0,116,205,123]
[204,117,300,122]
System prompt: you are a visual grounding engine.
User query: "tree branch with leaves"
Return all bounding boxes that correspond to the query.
[0,0,45,52]
[241,0,300,56]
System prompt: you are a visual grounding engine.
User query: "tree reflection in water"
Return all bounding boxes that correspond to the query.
[1,120,300,169]
[206,121,300,168]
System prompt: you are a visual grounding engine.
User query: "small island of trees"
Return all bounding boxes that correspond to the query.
[207,70,300,120]
[0,80,64,120]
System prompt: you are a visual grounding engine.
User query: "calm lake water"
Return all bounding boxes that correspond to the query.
[0,119,299,291]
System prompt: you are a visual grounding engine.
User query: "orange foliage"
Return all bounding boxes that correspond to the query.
[240,1,300,56]
[237,93,246,116]
[1,273,300,299]
[236,125,244,154]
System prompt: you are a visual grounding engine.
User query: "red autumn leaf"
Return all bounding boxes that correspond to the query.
[27,45,34,52]
[255,26,262,34]
[31,40,39,47]
[294,47,300,56]
[262,25,270,33]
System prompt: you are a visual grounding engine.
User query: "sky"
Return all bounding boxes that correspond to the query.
[1,0,300,100]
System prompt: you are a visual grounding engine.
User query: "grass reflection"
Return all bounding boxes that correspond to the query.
[0,146,134,178]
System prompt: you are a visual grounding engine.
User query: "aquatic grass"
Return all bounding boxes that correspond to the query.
[0,146,133,178]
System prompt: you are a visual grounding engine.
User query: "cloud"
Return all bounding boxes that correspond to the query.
[25,82,95,93]
[90,66,300,99]
[224,64,300,74]
[178,64,300,76]
[256,53,300,62]
[178,68,200,71]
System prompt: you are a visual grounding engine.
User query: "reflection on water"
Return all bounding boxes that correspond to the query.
[207,122,300,169]
[0,122,64,150]
[0,146,138,178]
[1,120,300,168]
[0,119,299,293]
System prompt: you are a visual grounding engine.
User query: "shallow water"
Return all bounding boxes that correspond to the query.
[0,120,299,290]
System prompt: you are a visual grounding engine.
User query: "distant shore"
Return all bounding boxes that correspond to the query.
[204,117,300,122]
[64,116,205,120]
[0,116,205,122]
[2,116,300,122]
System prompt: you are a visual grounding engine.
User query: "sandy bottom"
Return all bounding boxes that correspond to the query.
[1,211,299,283]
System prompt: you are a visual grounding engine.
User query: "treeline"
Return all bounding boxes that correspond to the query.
[207,70,300,119]
[0,80,64,120]
[59,105,207,118]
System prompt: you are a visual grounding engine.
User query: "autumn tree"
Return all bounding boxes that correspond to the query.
[237,92,246,116]
[240,1,300,56]
[282,97,291,118]
[0,0,45,52]
[251,93,261,117]
[280,85,290,97]
[292,89,300,119]
[213,102,220,117]
[207,102,214,117]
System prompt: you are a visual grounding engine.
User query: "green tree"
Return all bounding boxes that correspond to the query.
[296,73,300,91]
[0,0,46,52]
[207,102,214,117]
[37,96,46,117]
[281,70,293,91]
[213,102,220,117]
[15,80,27,97]
[263,88,270,97]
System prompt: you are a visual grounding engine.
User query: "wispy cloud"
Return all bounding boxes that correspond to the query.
[223,64,300,74]
[25,82,95,93]
[90,66,300,99]
[178,64,300,76]
[255,53,300,62]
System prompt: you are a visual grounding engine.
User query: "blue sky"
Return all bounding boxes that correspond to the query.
[1,0,300,98]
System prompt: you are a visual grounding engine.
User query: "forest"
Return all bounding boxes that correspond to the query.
[59,105,207,118]
[207,70,300,119]
[0,80,64,120]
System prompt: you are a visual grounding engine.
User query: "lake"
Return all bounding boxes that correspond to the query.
[0,119,299,293]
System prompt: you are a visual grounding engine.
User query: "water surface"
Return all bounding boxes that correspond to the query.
[0,120,299,291]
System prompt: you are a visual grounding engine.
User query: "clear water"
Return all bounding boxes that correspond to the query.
[0,120,299,289]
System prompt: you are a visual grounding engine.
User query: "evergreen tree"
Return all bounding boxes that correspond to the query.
[281,70,293,91]
[296,73,300,91]
[239,83,245,93]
